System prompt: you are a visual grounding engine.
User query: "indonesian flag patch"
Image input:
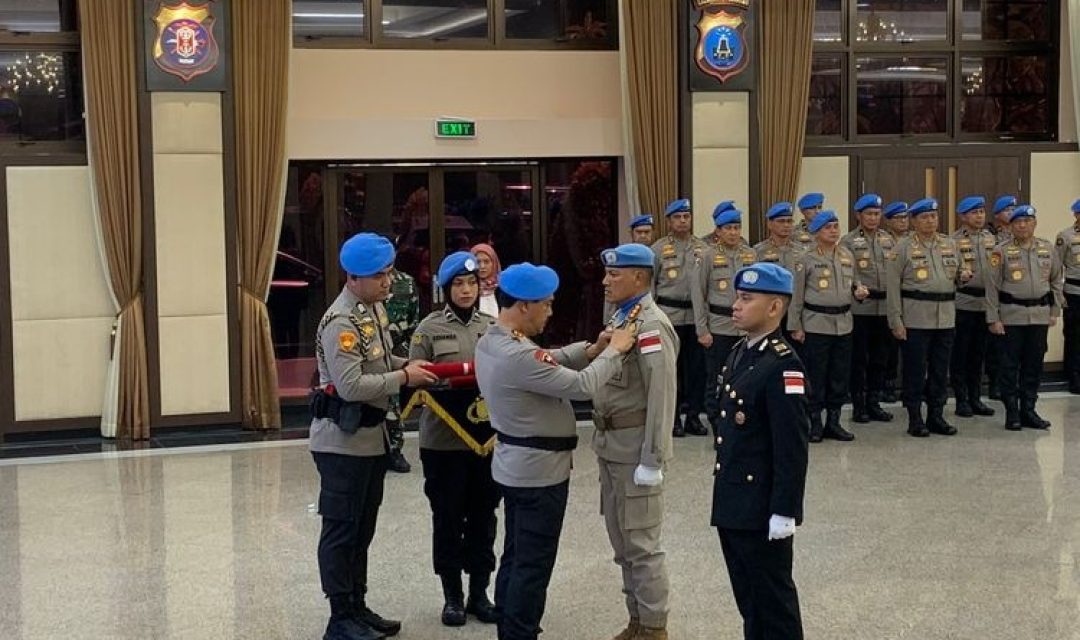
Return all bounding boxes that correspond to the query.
[638,330,662,354]
[534,350,558,366]
[783,370,805,395]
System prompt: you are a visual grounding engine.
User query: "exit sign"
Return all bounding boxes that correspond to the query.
[436,119,476,139]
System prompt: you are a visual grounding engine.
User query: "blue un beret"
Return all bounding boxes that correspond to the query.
[808,210,839,233]
[883,201,909,219]
[629,214,655,229]
[714,208,742,227]
[1072,199,1080,214]
[908,198,939,217]
[854,193,883,212]
[436,251,479,288]
[766,202,794,220]
[340,232,395,277]
[665,199,691,217]
[601,244,655,269]
[993,195,1018,215]
[957,196,986,215]
[1009,205,1036,222]
[713,200,736,216]
[498,263,560,302]
[735,263,793,296]
[797,193,824,209]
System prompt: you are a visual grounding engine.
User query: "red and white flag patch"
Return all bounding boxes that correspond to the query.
[783,370,805,395]
[638,330,662,354]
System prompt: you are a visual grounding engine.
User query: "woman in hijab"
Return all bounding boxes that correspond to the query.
[471,243,501,317]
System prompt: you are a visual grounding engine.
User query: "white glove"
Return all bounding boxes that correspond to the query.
[633,465,663,487]
[767,514,796,541]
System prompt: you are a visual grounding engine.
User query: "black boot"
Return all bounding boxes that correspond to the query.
[672,414,685,438]
[927,405,957,436]
[851,393,870,424]
[953,387,973,418]
[809,411,824,443]
[684,413,709,436]
[466,574,499,624]
[1020,400,1051,430]
[969,394,995,416]
[883,381,899,404]
[440,574,467,627]
[1004,397,1021,431]
[906,404,929,437]
[988,380,1002,400]
[866,393,894,422]
[823,408,855,441]
[353,597,401,637]
[388,448,411,474]
[324,596,384,640]
[1070,375,1080,395]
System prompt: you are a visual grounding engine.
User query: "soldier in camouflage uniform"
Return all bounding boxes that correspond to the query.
[384,268,421,473]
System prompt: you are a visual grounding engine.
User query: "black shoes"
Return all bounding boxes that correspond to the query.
[466,578,499,624]
[809,412,824,443]
[672,415,685,438]
[969,397,995,417]
[355,605,401,637]
[866,395,894,422]
[1020,407,1051,430]
[822,409,855,442]
[852,395,871,424]
[388,449,411,474]
[906,405,929,438]
[954,398,974,418]
[323,618,384,640]
[926,407,957,436]
[684,414,709,436]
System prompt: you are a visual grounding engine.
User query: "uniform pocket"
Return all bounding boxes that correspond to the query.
[624,483,663,530]
[318,489,356,522]
[432,339,461,358]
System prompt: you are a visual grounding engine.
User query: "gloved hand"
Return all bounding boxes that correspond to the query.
[767,514,796,541]
[633,465,663,487]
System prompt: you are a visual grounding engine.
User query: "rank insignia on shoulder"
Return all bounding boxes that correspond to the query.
[534,349,557,366]
[511,329,526,341]
[360,323,376,339]
[339,331,359,352]
[772,341,792,357]
[412,334,425,345]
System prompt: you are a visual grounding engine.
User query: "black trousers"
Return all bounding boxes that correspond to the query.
[1000,324,1049,405]
[801,332,853,412]
[313,451,388,600]
[901,328,954,408]
[850,315,890,398]
[495,480,569,640]
[1064,293,1080,381]
[420,448,500,577]
[718,528,803,640]
[885,334,900,388]
[705,333,742,419]
[985,333,1003,392]
[675,324,706,418]
[950,310,989,400]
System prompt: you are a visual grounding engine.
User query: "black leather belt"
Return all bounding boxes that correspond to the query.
[496,432,579,452]
[865,289,886,300]
[709,304,734,316]
[958,286,986,297]
[1067,277,1080,287]
[656,296,691,310]
[804,302,851,314]
[901,290,955,302]
[999,292,1052,307]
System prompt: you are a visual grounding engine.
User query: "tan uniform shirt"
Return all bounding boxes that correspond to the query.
[310,288,408,458]
[408,307,495,451]
[700,243,756,336]
[952,227,996,312]
[793,222,814,251]
[789,245,856,336]
[754,237,804,275]
[986,237,1063,326]
[1054,224,1080,296]
[591,294,677,469]
[841,227,895,317]
[651,234,709,336]
[886,234,960,331]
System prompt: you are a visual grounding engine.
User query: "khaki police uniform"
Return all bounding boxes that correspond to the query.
[1055,223,1080,389]
[591,294,677,632]
[754,237,803,275]
[793,221,814,251]
[700,243,755,421]
[841,228,895,413]
[950,227,997,409]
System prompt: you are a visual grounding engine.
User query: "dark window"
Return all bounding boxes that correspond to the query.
[961,54,1049,133]
[814,0,844,43]
[380,0,489,39]
[961,0,1050,41]
[292,0,366,39]
[505,0,612,42]
[856,56,948,135]
[443,169,535,265]
[0,51,83,142]
[808,54,844,136]
[856,0,949,43]
[0,0,77,33]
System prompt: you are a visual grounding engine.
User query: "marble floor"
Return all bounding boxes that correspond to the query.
[2,396,1080,640]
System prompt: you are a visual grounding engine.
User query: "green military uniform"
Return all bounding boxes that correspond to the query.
[384,269,420,465]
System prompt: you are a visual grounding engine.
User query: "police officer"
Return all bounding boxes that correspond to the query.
[789,210,863,442]
[886,198,969,438]
[311,233,440,640]
[986,205,1063,431]
[651,199,710,437]
[712,262,809,640]
[1053,198,1080,394]
[475,263,636,640]
[991,195,1018,244]
[986,194,1019,400]
[842,194,896,424]
[593,244,676,640]
[702,207,756,427]
[385,267,420,473]
[950,196,997,418]
[794,192,824,250]
[703,200,750,247]
[630,214,655,246]
[881,201,910,403]
[755,202,804,274]
[884,201,910,241]
[408,252,498,627]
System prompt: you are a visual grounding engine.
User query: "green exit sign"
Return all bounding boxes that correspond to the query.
[436,119,477,139]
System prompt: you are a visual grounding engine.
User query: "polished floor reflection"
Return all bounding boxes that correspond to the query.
[2,396,1080,639]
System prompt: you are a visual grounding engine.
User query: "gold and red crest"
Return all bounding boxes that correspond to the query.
[151,2,220,82]
[694,1,751,84]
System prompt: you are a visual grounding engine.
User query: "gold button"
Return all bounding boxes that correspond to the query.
[716,437,723,445]
[746,474,754,482]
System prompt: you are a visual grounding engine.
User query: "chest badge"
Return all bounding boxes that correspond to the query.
[915,268,929,280]
[718,279,729,291]
[668,268,680,280]
[1011,269,1024,282]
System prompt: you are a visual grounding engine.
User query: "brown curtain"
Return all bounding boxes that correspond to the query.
[758,0,816,206]
[624,0,680,238]
[234,0,289,429]
[80,0,150,440]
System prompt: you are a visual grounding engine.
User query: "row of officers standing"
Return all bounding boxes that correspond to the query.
[635,193,1080,438]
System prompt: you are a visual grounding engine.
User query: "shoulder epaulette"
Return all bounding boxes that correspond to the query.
[769,337,793,357]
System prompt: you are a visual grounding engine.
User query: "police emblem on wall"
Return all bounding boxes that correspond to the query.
[144,0,229,91]
[692,0,752,87]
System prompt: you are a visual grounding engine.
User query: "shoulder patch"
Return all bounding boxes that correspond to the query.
[638,329,663,354]
[412,333,425,345]
[783,371,805,395]
[534,349,557,366]
[339,331,359,352]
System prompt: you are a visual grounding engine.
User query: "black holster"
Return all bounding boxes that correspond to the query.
[310,388,387,434]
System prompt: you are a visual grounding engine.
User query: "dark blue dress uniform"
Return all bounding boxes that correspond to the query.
[712,264,809,640]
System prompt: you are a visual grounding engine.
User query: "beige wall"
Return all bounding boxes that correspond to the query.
[798,156,851,234]
[6,166,113,421]
[151,93,230,416]
[1030,150,1080,362]
[691,92,750,237]
[288,49,623,160]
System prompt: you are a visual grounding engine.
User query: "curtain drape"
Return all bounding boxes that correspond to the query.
[1069,1,1080,151]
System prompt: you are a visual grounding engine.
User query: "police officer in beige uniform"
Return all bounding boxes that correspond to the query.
[985,195,1019,400]
[651,199,710,437]
[310,233,440,640]
[630,215,656,246]
[789,210,865,442]
[701,207,756,427]
[950,196,997,418]
[1053,198,1080,394]
[475,262,636,640]
[986,205,1063,431]
[881,201,910,403]
[793,193,824,251]
[593,244,677,640]
[842,194,896,424]
[755,202,804,274]
[886,198,971,438]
